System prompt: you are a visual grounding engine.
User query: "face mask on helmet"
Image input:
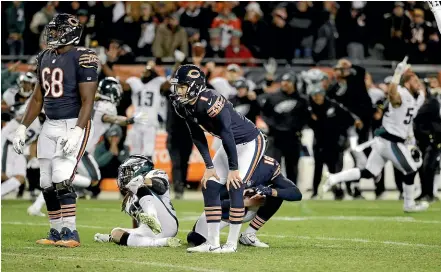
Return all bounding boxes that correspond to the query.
[170,65,206,104]
[45,14,83,49]
[18,73,37,97]
[117,155,154,194]
[97,77,123,105]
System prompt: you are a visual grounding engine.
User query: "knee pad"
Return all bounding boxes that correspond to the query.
[54,180,77,200]
[202,180,222,207]
[187,231,206,247]
[361,169,374,179]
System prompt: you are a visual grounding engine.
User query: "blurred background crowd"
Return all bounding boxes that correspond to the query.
[1,1,441,201]
[2,1,441,63]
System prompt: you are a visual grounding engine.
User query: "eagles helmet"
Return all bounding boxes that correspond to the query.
[44,13,83,48]
[170,64,206,104]
[17,72,37,97]
[117,155,154,194]
[97,77,123,105]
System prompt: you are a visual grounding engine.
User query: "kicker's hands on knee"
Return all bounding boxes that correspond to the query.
[201,167,220,189]
[125,175,145,194]
[12,124,27,154]
[227,170,242,190]
[60,126,83,155]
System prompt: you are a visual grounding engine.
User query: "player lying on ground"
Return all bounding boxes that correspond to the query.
[26,77,148,215]
[170,65,266,253]
[320,57,428,212]
[94,155,180,247]
[187,155,302,248]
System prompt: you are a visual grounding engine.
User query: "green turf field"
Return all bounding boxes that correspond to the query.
[2,199,441,272]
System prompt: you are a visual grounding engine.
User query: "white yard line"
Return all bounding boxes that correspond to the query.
[2,253,225,272]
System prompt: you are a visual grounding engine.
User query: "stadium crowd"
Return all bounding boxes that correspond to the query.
[1,1,441,203]
[2,1,441,63]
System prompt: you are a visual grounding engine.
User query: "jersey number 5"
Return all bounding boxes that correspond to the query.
[42,67,64,98]
[404,107,414,124]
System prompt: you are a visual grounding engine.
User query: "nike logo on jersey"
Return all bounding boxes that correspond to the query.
[208,98,213,105]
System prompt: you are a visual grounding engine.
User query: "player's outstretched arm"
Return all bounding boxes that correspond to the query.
[389,56,410,107]
[21,82,43,127]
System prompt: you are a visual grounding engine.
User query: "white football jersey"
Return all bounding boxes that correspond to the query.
[86,100,117,153]
[2,87,19,106]
[127,76,166,127]
[382,86,425,139]
[2,118,41,147]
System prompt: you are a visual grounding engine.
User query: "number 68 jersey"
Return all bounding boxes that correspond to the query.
[36,47,99,120]
[126,76,166,127]
[382,86,425,140]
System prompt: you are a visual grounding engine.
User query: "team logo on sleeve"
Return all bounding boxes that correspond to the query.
[207,96,226,117]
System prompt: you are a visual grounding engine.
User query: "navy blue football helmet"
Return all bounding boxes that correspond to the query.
[170,64,206,104]
[45,13,83,48]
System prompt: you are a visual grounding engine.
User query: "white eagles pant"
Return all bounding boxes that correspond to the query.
[211,132,266,185]
[37,118,93,188]
[114,194,178,246]
[130,124,157,157]
[2,141,27,177]
[366,137,419,176]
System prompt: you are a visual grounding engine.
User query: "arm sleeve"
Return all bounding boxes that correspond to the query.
[272,174,302,201]
[77,50,99,83]
[212,107,239,170]
[186,121,214,168]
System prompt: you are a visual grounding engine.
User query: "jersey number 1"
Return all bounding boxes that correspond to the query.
[42,67,64,98]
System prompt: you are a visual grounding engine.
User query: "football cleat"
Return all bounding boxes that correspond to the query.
[239,233,269,248]
[55,227,80,248]
[166,237,182,248]
[318,172,331,198]
[404,201,429,213]
[27,206,46,217]
[36,228,61,245]
[219,242,238,253]
[187,242,222,253]
[94,233,111,243]
[138,212,162,235]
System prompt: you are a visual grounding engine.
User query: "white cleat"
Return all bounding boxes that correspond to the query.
[138,212,162,235]
[239,233,269,248]
[27,206,45,217]
[220,242,237,253]
[318,172,332,198]
[404,201,430,213]
[166,237,181,247]
[187,242,222,253]
[94,233,111,243]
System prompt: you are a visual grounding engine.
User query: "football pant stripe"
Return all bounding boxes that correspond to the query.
[69,120,91,182]
[243,133,264,182]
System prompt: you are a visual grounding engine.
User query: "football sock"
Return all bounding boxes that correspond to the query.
[55,182,77,231]
[31,191,46,211]
[434,173,440,197]
[43,187,62,232]
[1,177,21,197]
[71,174,91,188]
[227,223,242,246]
[247,197,283,233]
[202,180,222,247]
[329,168,361,186]
[207,222,220,247]
[403,183,415,207]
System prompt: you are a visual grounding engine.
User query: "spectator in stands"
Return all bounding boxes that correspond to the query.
[313,1,339,62]
[30,2,57,50]
[205,28,224,58]
[152,12,188,59]
[105,39,136,65]
[6,1,25,56]
[94,125,130,179]
[224,31,254,66]
[290,1,316,58]
[241,2,269,59]
[186,28,201,57]
[383,2,411,60]
[345,2,368,61]
[267,7,294,62]
[211,2,242,49]
[178,2,213,45]
[137,3,156,56]
[77,9,94,47]
[408,8,437,63]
